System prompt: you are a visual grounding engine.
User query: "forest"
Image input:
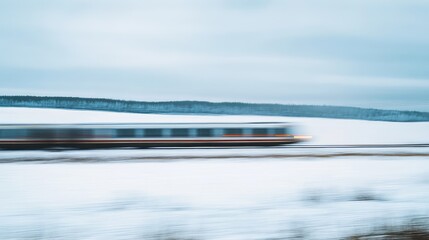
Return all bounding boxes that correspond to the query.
[1,96,428,122]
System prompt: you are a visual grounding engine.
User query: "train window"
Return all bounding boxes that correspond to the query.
[196,128,212,137]
[93,129,114,138]
[171,128,189,137]
[117,129,135,138]
[224,128,243,136]
[134,129,144,137]
[28,129,56,139]
[55,129,68,138]
[51,129,91,139]
[66,129,92,138]
[0,129,26,139]
[252,128,268,135]
[273,128,287,135]
[144,129,163,138]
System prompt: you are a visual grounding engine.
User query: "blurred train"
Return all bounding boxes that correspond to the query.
[0,122,308,149]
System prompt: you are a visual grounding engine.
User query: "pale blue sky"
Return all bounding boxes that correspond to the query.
[1,0,429,110]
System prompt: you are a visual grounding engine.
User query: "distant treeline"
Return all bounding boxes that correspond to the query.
[0,96,428,122]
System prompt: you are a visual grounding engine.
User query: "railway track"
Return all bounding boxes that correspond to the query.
[0,143,428,163]
[277,143,429,149]
[1,143,429,151]
[152,143,429,150]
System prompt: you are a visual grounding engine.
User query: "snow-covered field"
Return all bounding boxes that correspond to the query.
[1,107,429,239]
[2,107,429,145]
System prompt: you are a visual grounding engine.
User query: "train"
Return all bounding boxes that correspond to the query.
[0,122,308,149]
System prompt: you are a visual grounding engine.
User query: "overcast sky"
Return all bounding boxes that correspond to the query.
[1,0,429,110]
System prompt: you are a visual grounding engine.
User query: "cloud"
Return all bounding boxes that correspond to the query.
[0,0,429,110]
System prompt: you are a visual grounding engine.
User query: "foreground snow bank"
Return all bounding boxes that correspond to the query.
[1,158,429,239]
[0,107,428,144]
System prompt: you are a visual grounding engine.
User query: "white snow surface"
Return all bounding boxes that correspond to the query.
[1,107,429,239]
[1,107,429,144]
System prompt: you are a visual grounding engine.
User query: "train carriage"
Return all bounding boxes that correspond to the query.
[0,122,306,149]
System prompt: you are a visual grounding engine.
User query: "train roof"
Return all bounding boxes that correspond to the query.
[0,122,293,129]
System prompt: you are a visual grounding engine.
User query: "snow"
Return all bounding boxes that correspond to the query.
[1,107,429,145]
[1,159,429,239]
[0,107,429,239]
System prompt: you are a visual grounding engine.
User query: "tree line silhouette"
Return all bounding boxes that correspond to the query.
[0,96,428,122]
